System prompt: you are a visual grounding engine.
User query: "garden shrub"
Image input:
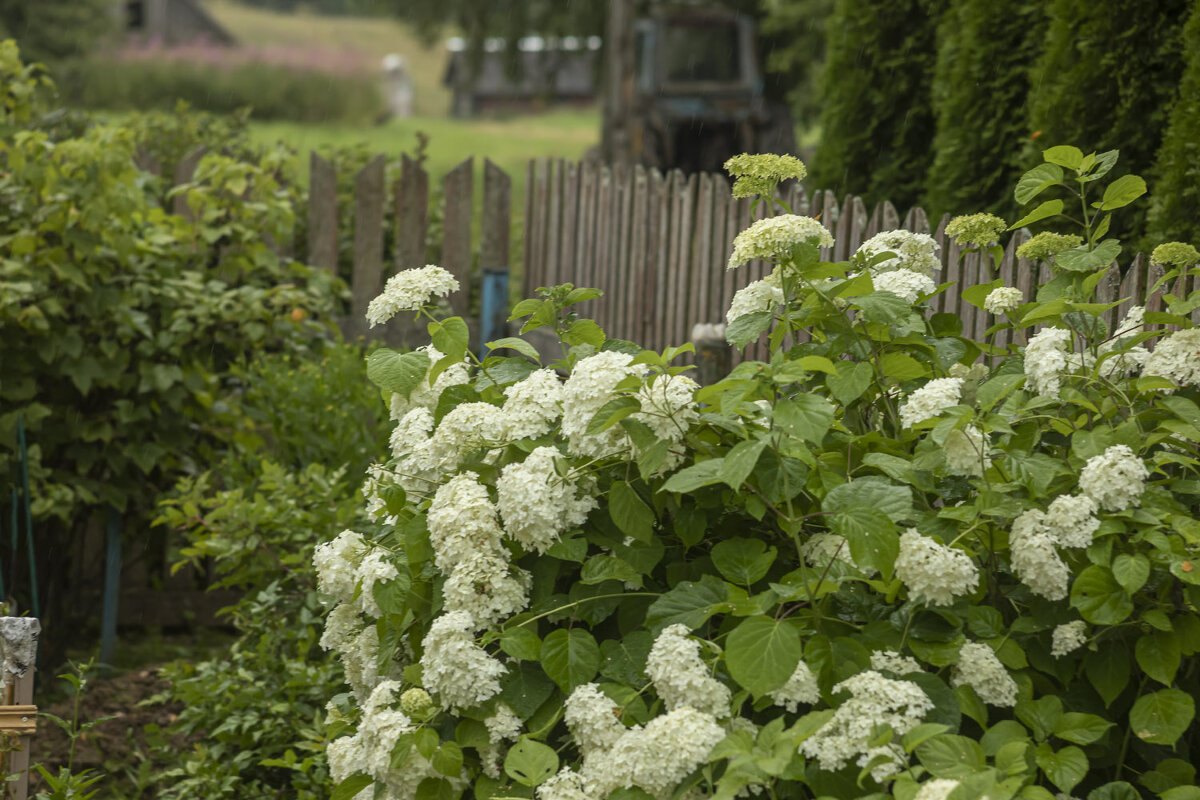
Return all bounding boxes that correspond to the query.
[316,148,1200,800]
[1147,0,1200,249]
[55,57,385,124]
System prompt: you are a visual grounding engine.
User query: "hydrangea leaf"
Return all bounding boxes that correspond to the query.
[540,628,600,692]
[725,616,802,697]
[504,739,559,787]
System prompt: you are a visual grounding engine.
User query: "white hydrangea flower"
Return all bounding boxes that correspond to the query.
[366,265,459,327]
[728,215,834,269]
[899,378,963,428]
[951,642,1017,707]
[1079,444,1149,511]
[388,345,471,421]
[320,602,364,653]
[915,779,961,800]
[326,732,367,785]
[354,549,400,618]
[503,369,565,440]
[727,278,785,323]
[341,624,382,702]
[538,768,595,800]
[565,683,628,756]
[1024,327,1073,398]
[419,610,505,711]
[856,230,942,277]
[800,670,933,782]
[427,401,507,470]
[632,375,700,474]
[872,268,937,303]
[1044,494,1100,548]
[480,703,523,778]
[313,530,367,604]
[984,286,1023,315]
[895,529,979,606]
[1143,328,1200,390]
[427,472,507,573]
[869,650,923,674]
[441,551,530,628]
[801,533,863,571]
[645,624,731,717]
[561,351,644,459]
[948,362,989,382]
[943,425,990,477]
[768,658,820,712]
[497,447,597,554]
[1051,621,1088,657]
[1008,509,1069,601]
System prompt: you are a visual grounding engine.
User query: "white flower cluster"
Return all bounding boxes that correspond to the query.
[313,529,366,604]
[1008,509,1069,601]
[1024,327,1073,398]
[951,642,1017,707]
[388,408,441,496]
[565,684,628,756]
[645,624,731,717]
[895,529,979,605]
[481,704,523,778]
[899,378,963,428]
[726,277,784,323]
[1078,444,1148,511]
[427,402,506,470]
[498,447,596,553]
[561,351,644,458]
[354,549,399,618]
[801,533,862,571]
[633,375,700,474]
[1144,328,1200,389]
[869,650,922,674]
[419,610,506,711]
[1044,494,1100,549]
[1051,620,1088,657]
[856,230,942,277]
[320,602,392,702]
[915,779,961,800]
[943,426,990,477]
[727,215,834,269]
[768,658,821,712]
[872,269,937,303]
[388,345,470,421]
[984,286,1023,315]
[800,670,933,781]
[366,265,460,327]
[503,369,565,439]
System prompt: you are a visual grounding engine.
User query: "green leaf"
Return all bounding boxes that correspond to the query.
[332,775,373,800]
[725,616,803,697]
[660,459,725,493]
[1130,689,1195,746]
[711,537,777,585]
[1086,648,1130,708]
[600,632,653,685]
[1043,145,1084,170]
[828,507,899,580]
[1015,163,1064,205]
[645,575,729,632]
[1111,553,1150,594]
[825,361,874,405]
[1052,713,1113,745]
[415,728,439,759]
[721,439,767,488]
[608,481,655,543]
[915,735,986,779]
[432,742,464,777]
[562,319,605,347]
[823,477,913,523]
[1070,566,1134,625]
[773,395,835,444]
[880,352,928,382]
[1135,631,1181,686]
[1010,199,1064,230]
[500,627,543,661]
[504,739,559,787]
[1054,239,1122,272]
[499,663,556,719]
[580,554,642,586]
[1098,174,1147,210]
[485,336,541,361]
[854,291,914,325]
[540,628,600,692]
[367,349,429,398]
[726,311,773,348]
[1036,744,1087,793]
[1016,696,1063,742]
[429,317,470,362]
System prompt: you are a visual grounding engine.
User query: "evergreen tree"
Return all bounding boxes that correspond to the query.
[1027,0,1190,241]
[1147,0,1200,247]
[809,0,947,212]
[0,0,114,65]
[923,0,1045,219]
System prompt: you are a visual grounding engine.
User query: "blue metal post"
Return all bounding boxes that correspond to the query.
[479,268,510,357]
[100,507,122,667]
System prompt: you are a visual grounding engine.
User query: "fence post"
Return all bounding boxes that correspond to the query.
[386,154,431,347]
[479,159,512,353]
[442,158,474,320]
[0,616,40,800]
[348,155,387,339]
[307,152,339,273]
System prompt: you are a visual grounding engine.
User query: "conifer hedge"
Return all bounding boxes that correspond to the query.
[1147,0,1200,248]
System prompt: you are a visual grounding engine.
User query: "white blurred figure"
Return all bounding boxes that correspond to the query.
[381,54,414,118]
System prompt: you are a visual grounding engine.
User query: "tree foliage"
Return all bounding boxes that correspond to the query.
[0,0,113,64]
[1147,0,1200,248]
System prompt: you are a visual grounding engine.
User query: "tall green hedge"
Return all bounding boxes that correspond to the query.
[1148,0,1200,247]
[923,0,1045,219]
[809,0,946,211]
[1026,0,1190,241]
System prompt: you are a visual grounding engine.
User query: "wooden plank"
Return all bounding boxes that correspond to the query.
[441,157,474,318]
[709,174,731,328]
[721,191,743,333]
[667,172,697,348]
[846,196,869,257]
[172,145,206,220]
[690,172,715,338]
[628,165,650,342]
[833,194,854,262]
[880,200,900,232]
[994,234,1018,351]
[819,190,838,262]
[395,154,429,270]
[481,159,512,272]
[1095,263,1121,334]
[1145,259,1166,331]
[530,159,550,293]
[558,161,580,290]
[576,160,598,296]
[1011,230,1036,345]
[866,200,884,239]
[522,160,536,295]
[594,165,614,331]
[649,168,669,348]
[350,155,387,332]
[307,152,338,272]
[935,214,959,318]
[544,160,562,289]
[904,206,931,234]
[611,163,631,338]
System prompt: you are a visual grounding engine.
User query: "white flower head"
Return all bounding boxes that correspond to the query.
[984,286,1023,315]
[503,369,565,440]
[1051,621,1088,657]
[645,624,731,717]
[728,214,834,269]
[497,447,596,553]
[1024,327,1073,398]
[564,683,627,756]
[951,642,1017,707]
[915,779,961,800]
[727,278,785,323]
[856,230,942,277]
[1078,444,1149,511]
[801,532,864,572]
[441,551,530,629]
[538,768,594,800]
[320,602,364,653]
[768,658,821,712]
[899,378,963,428]
[1044,494,1100,548]
[419,610,505,711]
[582,707,726,799]
[943,425,990,477]
[313,530,367,604]
[1008,509,1069,601]
[366,265,459,327]
[632,374,700,474]
[427,401,507,470]
[561,351,644,458]
[869,650,923,675]
[872,268,937,303]
[895,529,979,606]
[354,549,399,618]
[1144,328,1200,390]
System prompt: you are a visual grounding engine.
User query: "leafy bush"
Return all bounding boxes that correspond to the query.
[316,148,1199,800]
[54,57,385,123]
[1147,0,1200,249]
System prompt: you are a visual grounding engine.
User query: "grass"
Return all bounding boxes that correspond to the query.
[202,0,451,116]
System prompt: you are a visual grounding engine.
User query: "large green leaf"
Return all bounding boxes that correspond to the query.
[1086,648,1130,708]
[915,735,986,779]
[1036,743,1087,793]
[720,439,767,488]
[1135,631,1181,686]
[1052,712,1113,746]
[825,361,874,405]
[726,311,773,348]
[1070,565,1134,625]
[428,316,470,362]
[1015,163,1064,205]
[1098,174,1146,210]
[1130,689,1195,746]
[854,291,914,325]
[1054,239,1121,272]
[645,575,729,632]
[711,537,777,586]
[366,348,429,398]
[1042,145,1084,170]
[823,477,913,523]
[540,628,600,692]
[828,507,899,580]
[660,459,725,493]
[725,616,802,697]
[608,480,655,543]
[332,775,372,800]
[499,663,556,719]
[773,395,834,443]
[504,739,559,787]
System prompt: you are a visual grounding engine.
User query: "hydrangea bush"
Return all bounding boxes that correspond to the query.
[317,146,1200,800]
